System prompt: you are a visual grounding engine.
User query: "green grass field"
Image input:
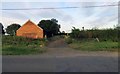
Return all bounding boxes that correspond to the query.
[2,35,47,55]
[66,38,119,51]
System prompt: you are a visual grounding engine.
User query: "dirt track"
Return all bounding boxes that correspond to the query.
[41,38,118,57]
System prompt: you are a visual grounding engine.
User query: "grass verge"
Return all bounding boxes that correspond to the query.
[2,45,46,55]
[66,38,119,51]
[2,35,47,55]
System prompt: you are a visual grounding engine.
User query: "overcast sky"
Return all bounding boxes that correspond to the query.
[0,1,118,33]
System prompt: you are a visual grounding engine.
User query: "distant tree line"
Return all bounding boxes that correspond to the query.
[1,18,61,38]
[70,26,119,42]
[1,18,119,40]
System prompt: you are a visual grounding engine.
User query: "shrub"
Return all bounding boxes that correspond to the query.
[65,38,73,44]
[2,35,47,46]
[69,27,118,42]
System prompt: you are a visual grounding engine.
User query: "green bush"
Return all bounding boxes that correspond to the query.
[69,27,118,42]
[2,35,47,46]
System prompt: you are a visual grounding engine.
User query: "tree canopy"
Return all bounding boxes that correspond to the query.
[70,27,81,38]
[38,18,60,38]
[6,23,21,35]
[0,23,5,35]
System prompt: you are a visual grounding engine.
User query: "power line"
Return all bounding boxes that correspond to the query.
[1,4,119,10]
[2,7,79,10]
[84,4,119,8]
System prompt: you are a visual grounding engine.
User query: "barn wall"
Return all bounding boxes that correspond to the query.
[16,20,43,39]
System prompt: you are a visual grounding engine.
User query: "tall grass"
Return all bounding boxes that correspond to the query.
[2,35,47,55]
[2,35,47,46]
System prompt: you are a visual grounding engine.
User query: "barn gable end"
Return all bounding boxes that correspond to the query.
[16,20,43,39]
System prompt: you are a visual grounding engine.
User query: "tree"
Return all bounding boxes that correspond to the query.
[0,23,5,35]
[70,27,80,38]
[82,27,84,31]
[6,23,21,35]
[38,18,60,38]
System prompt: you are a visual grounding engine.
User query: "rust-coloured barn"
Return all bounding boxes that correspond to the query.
[16,20,43,39]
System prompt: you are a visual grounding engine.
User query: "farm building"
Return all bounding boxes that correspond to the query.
[16,20,43,39]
